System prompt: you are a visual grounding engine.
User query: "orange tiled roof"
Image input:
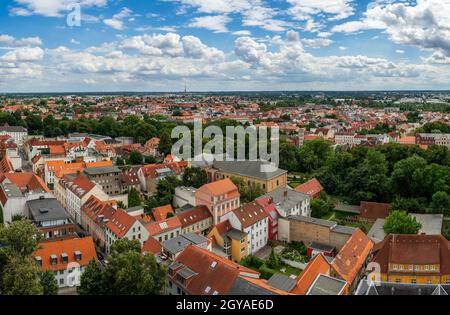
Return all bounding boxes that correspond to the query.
[292,254,330,295]
[33,237,97,271]
[197,178,239,197]
[146,216,182,236]
[49,145,65,155]
[152,204,174,221]
[106,209,138,238]
[142,237,162,255]
[295,178,324,197]
[331,229,373,285]
[0,155,14,173]
[176,205,212,228]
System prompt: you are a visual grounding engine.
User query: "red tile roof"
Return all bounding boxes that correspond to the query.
[292,254,330,294]
[152,204,174,221]
[197,178,239,197]
[169,245,259,295]
[142,237,162,255]
[232,202,268,229]
[176,205,212,228]
[331,229,374,285]
[33,237,97,271]
[146,216,182,236]
[359,201,391,221]
[295,178,324,197]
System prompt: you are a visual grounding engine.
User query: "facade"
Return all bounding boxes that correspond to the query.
[370,234,450,285]
[84,165,123,196]
[255,196,280,240]
[210,160,287,193]
[208,220,248,263]
[416,133,450,147]
[224,202,269,255]
[195,178,240,225]
[27,197,76,241]
[137,161,188,193]
[33,237,97,288]
[176,205,213,236]
[0,124,28,145]
[264,187,311,218]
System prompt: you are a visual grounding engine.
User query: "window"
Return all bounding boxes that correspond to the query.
[411,279,417,284]
[395,278,401,283]
[59,279,64,285]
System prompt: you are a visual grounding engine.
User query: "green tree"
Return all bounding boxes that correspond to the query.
[0,219,43,258]
[267,248,281,269]
[310,198,333,218]
[298,138,332,173]
[40,270,58,295]
[158,131,172,156]
[230,176,265,203]
[102,239,166,295]
[156,176,182,205]
[128,150,143,165]
[391,155,427,197]
[182,167,208,188]
[430,191,450,215]
[128,188,141,208]
[110,238,141,255]
[1,256,43,295]
[279,142,299,172]
[77,260,103,295]
[383,211,422,235]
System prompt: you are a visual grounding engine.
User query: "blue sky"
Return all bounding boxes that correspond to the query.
[1,0,450,92]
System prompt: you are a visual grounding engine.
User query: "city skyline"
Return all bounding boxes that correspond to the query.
[1,0,450,92]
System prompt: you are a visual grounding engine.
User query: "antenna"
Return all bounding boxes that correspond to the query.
[184,79,187,94]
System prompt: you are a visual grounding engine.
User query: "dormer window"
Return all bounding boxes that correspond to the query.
[50,254,58,265]
[35,256,42,267]
[74,251,82,261]
[61,253,68,264]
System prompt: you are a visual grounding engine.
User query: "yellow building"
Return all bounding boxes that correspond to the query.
[208,220,248,263]
[209,160,287,193]
[371,234,450,285]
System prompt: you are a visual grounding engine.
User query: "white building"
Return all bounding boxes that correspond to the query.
[0,125,28,146]
[224,202,269,255]
[264,187,311,218]
[173,186,197,208]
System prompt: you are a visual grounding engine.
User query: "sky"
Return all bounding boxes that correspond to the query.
[1,0,450,92]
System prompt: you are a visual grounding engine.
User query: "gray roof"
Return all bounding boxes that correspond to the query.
[213,160,287,180]
[267,273,297,292]
[84,165,121,175]
[161,233,208,255]
[367,218,386,243]
[265,187,310,210]
[331,225,356,235]
[225,228,247,241]
[0,125,27,133]
[228,277,279,295]
[411,213,443,235]
[287,215,336,228]
[27,198,71,222]
[307,274,348,295]
[356,280,450,295]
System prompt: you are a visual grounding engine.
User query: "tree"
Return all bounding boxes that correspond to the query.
[383,211,422,235]
[267,248,281,269]
[128,150,143,165]
[77,260,103,295]
[310,198,333,218]
[279,142,299,172]
[156,176,182,205]
[182,167,207,188]
[1,256,43,295]
[430,191,450,215]
[298,138,332,173]
[128,188,141,208]
[391,155,427,197]
[110,238,141,255]
[230,176,265,203]
[40,270,58,295]
[102,239,166,295]
[0,218,43,258]
[158,131,172,156]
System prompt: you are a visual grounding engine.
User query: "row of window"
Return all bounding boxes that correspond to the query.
[392,264,438,272]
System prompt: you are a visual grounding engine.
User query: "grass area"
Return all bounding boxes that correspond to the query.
[288,181,301,189]
[320,210,373,233]
[240,255,301,280]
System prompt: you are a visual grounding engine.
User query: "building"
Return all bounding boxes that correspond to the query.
[176,205,213,236]
[356,280,450,295]
[208,220,248,263]
[33,237,97,288]
[416,133,450,147]
[330,229,373,291]
[263,187,311,218]
[294,178,324,199]
[0,172,51,224]
[359,201,391,223]
[209,160,287,193]
[0,124,28,145]
[369,234,450,285]
[84,165,123,196]
[224,202,269,255]
[278,215,356,251]
[255,196,280,240]
[173,186,197,208]
[146,216,182,243]
[195,178,240,225]
[152,204,174,221]
[137,161,188,193]
[27,197,76,241]
[167,245,284,295]
[60,173,109,225]
[160,232,211,261]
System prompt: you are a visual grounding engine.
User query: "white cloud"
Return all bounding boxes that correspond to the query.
[11,0,108,17]
[287,0,355,21]
[302,38,333,48]
[332,0,450,57]
[396,49,405,54]
[0,34,42,47]
[233,30,252,36]
[0,47,44,62]
[104,7,133,30]
[188,15,231,33]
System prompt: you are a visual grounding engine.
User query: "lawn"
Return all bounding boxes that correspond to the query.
[320,210,373,233]
[240,255,301,280]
